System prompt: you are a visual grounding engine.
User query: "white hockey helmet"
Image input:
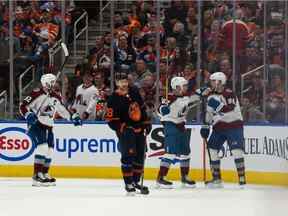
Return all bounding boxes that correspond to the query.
[210,72,227,85]
[41,73,56,90]
[170,76,188,90]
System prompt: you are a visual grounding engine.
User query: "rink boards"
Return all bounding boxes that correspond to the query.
[0,122,287,186]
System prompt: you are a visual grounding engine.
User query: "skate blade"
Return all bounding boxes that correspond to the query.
[155,182,173,189]
[181,183,196,189]
[205,184,224,189]
[135,189,149,195]
[32,181,49,187]
[126,191,136,196]
[49,182,56,186]
[239,184,246,189]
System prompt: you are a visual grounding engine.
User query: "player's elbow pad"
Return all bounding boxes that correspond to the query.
[159,105,170,116]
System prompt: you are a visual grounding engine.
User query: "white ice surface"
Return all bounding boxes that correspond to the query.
[0,178,287,216]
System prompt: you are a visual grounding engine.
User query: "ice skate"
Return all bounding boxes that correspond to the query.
[181,176,196,188]
[32,173,50,187]
[125,184,136,196]
[133,182,149,195]
[156,176,173,189]
[239,176,246,189]
[44,173,56,186]
[205,179,224,189]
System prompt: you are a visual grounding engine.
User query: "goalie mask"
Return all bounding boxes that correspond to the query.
[209,72,226,92]
[41,73,56,91]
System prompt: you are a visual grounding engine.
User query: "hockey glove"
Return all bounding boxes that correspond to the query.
[71,113,82,126]
[195,87,211,98]
[116,123,126,137]
[159,104,170,115]
[207,97,224,112]
[200,125,210,139]
[25,112,38,126]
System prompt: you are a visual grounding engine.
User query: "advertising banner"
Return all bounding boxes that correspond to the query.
[1,122,287,174]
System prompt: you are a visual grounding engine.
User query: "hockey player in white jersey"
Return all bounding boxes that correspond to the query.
[200,72,246,188]
[71,73,100,120]
[19,73,82,186]
[156,77,209,188]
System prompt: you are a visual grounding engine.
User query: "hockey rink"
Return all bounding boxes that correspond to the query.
[0,178,287,216]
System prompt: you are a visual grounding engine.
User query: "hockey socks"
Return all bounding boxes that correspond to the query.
[33,155,50,187]
[180,159,196,187]
[157,158,173,188]
[205,159,223,188]
[42,158,51,174]
[33,146,55,186]
[121,163,134,185]
[235,158,246,185]
[231,149,246,185]
[208,149,222,181]
[34,154,45,175]
[180,159,190,177]
[132,162,143,183]
[157,158,172,179]
[210,159,221,180]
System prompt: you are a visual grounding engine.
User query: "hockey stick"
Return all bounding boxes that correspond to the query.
[140,129,149,195]
[25,42,69,133]
[201,97,208,183]
[202,137,207,183]
[55,42,69,80]
[165,54,170,100]
[35,42,69,116]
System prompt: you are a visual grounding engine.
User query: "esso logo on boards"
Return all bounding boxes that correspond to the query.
[0,127,35,161]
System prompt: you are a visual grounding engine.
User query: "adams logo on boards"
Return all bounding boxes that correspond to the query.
[0,127,35,161]
[214,136,288,161]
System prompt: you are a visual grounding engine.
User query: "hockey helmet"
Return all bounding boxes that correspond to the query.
[209,72,227,85]
[41,73,56,90]
[170,76,188,90]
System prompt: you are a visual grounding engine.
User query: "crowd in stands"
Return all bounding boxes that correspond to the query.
[67,0,287,123]
[0,0,287,123]
[0,0,77,92]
